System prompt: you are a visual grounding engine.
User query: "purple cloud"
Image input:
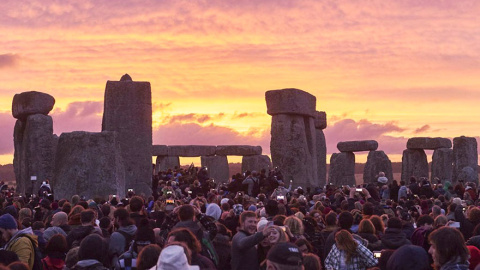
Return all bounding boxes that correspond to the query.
[0,54,20,69]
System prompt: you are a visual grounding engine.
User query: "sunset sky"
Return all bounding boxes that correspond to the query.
[1,0,479,165]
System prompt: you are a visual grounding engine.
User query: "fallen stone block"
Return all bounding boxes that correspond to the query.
[407,137,452,150]
[337,140,378,152]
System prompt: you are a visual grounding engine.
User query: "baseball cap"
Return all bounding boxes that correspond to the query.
[267,242,303,266]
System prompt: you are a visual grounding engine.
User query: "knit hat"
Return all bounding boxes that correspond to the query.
[257,217,268,232]
[0,214,17,230]
[4,205,18,219]
[267,242,303,266]
[151,245,199,270]
[233,204,244,216]
[248,205,257,212]
[78,234,106,261]
[386,244,430,270]
[43,226,67,242]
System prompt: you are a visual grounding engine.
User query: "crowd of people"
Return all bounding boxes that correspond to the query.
[1,166,480,270]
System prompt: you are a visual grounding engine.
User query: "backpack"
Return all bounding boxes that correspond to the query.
[411,226,433,251]
[117,230,135,253]
[200,231,220,267]
[18,234,43,270]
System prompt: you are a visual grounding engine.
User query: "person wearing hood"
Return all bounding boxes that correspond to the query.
[380,217,411,250]
[0,213,39,270]
[205,203,221,221]
[73,234,108,270]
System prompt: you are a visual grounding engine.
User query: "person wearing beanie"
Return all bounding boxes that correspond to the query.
[151,244,199,270]
[0,213,39,270]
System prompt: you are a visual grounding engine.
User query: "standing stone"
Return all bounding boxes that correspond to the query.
[20,114,55,195]
[242,155,272,174]
[328,152,355,186]
[431,148,453,182]
[363,151,393,184]
[102,76,152,195]
[156,156,180,173]
[453,136,478,184]
[401,149,428,182]
[201,156,229,183]
[316,129,327,187]
[269,114,318,188]
[53,131,125,200]
[13,120,25,194]
[12,91,55,120]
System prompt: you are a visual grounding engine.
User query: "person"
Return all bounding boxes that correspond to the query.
[109,209,137,265]
[72,234,108,270]
[42,234,68,270]
[324,230,377,270]
[67,210,102,249]
[51,212,71,235]
[377,172,388,185]
[167,228,216,269]
[398,181,408,201]
[302,253,322,270]
[381,217,411,250]
[231,211,272,270]
[150,243,199,270]
[265,242,303,270]
[0,213,38,270]
[428,226,469,270]
[135,244,161,270]
[386,245,430,270]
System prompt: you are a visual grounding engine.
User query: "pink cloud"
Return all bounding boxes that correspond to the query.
[50,101,103,134]
[0,53,20,69]
[0,112,16,155]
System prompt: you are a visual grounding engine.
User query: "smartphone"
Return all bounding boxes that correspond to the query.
[128,189,133,192]
[448,222,460,228]
[277,195,285,200]
[166,199,175,204]
[356,188,362,192]
[374,251,381,258]
[238,192,243,196]
[113,195,116,198]
[188,191,192,194]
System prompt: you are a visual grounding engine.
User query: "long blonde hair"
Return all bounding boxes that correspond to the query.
[335,230,358,263]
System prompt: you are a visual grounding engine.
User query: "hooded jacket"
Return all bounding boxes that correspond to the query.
[108,225,137,258]
[72,259,108,270]
[4,227,38,270]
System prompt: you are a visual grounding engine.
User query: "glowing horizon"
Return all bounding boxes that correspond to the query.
[0,0,479,166]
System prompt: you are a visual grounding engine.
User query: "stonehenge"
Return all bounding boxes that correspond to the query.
[315,111,327,187]
[266,88,320,188]
[102,75,152,195]
[53,131,126,200]
[12,92,56,195]
[153,145,269,183]
[453,136,478,184]
[330,140,392,185]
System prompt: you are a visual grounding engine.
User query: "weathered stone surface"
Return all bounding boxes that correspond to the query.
[53,131,126,200]
[242,155,272,174]
[155,156,180,173]
[453,136,478,184]
[266,88,316,117]
[337,140,378,152]
[316,129,327,187]
[314,111,327,130]
[201,156,229,183]
[270,114,318,188]
[13,120,25,194]
[457,167,478,183]
[152,145,168,156]
[19,114,55,195]
[432,148,453,182]
[401,149,428,182]
[363,151,393,184]
[328,152,355,186]
[407,137,452,150]
[12,91,55,120]
[215,145,262,156]
[102,79,152,195]
[168,145,216,157]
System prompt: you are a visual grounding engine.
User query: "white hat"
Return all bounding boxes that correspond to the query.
[150,245,199,270]
[220,198,229,205]
[257,217,268,232]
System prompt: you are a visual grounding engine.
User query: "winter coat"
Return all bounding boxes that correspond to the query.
[4,227,38,270]
[381,228,411,250]
[67,225,101,249]
[213,234,231,270]
[72,259,108,270]
[357,232,382,251]
[108,225,137,258]
[42,256,65,270]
